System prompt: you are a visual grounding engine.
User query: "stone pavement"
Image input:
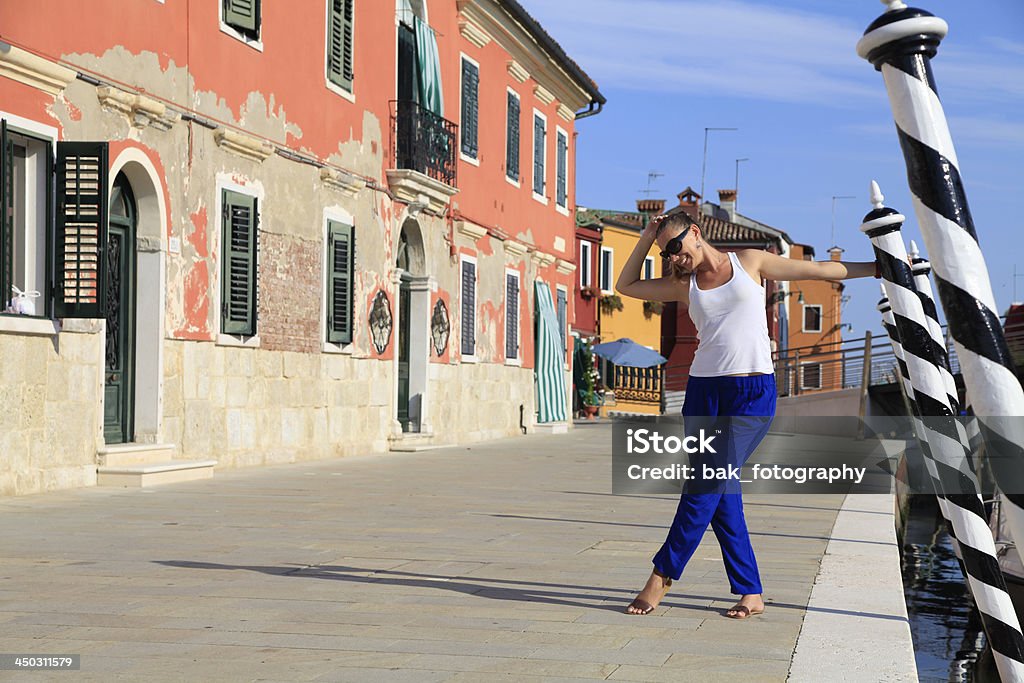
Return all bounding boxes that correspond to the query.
[0,422,902,682]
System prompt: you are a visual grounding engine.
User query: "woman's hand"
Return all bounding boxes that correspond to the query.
[642,214,666,241]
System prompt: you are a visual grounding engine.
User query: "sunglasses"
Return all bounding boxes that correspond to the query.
[659,226,691,259]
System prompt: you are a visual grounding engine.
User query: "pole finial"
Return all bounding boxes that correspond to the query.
[881,0,907,10]
[909,239,919,258]
[870,180,884,209]
[879,282,887,297]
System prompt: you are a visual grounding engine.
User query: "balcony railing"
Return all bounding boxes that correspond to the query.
[390,99,458,187]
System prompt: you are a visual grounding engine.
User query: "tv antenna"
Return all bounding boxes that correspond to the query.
[638,171,664,197]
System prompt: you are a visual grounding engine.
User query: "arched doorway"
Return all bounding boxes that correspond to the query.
[395,218,430,435]
[104,173,137,444]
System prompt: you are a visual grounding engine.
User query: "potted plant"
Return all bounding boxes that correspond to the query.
[580,284,602,300]
[643,300,664,319]
[577,342,601,418]
[599,293,624,315]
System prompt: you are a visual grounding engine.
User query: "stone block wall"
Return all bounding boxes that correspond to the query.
[0,329,103,496]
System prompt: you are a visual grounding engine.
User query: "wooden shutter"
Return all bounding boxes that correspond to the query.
[221,190,257,336]
[0,120,11,308]
[461,260,475,355]
[54,141,108,318]
[328,0,354,90]
[533,115,545,195]
[556,288,567,355]
[505,273,518,359]
[327,220,353,344]
[461,60,479,158]
[224,0,259,33]
[506,93,519,181]
[556,132,567,207]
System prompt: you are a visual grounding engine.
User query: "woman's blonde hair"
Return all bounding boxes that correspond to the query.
[655,213,701,280]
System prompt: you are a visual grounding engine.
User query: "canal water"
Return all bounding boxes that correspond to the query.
[901,494,999,682]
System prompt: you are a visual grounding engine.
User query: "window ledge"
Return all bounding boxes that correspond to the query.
[0,315,60,337]
[505,357,522,367]
[556,203,570,216]
[219,23,264,52]
[532,192,549,206]
[322,341,356,355]
[505,174,521,189]
[217,333,261,349]
[461,353,478,364]
[326,79,355,103]
[460,152,480,167]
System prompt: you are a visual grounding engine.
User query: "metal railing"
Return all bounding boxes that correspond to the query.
[390,100,458,187]
[611,365,662,404]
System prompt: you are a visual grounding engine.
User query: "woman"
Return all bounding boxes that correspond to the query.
[615,211,877,618]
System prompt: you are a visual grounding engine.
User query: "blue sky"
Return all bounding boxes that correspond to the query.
[521,0,1024,340]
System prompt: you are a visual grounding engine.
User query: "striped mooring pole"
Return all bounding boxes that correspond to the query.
[858,0,1024,557]
[862,185,1024,680]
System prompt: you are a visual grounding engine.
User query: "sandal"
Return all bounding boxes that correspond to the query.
[625,572,672,615]
[724,604,764,619]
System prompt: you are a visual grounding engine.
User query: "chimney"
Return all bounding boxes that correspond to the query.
[676,186,702,220]
[718,189,737,222]
[828,246,844,262]
[636,198,666,216]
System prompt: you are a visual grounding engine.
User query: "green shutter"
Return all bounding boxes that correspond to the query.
[221,190,257,336]
[506,93,519,181]
[54,141,109,319]
[0,120,11,309]
[327,220,354,344]
[461,260,475,355]
[224,0,259,34]
[506,273,518,359]
[533,115,545,195]
[460,59,478,158]
[327,0,354,90]
[556,132,567,207]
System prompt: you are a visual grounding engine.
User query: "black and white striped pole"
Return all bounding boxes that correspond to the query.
[858,0,1024,562]
[908,239,975,480]
[862,183,1024,680]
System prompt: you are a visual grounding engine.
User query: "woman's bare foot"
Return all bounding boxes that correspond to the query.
[625,570,673,615]
[725,593,765,619]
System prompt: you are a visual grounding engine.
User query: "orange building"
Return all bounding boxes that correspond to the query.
[0,0,604,496]
[782,244,846,394]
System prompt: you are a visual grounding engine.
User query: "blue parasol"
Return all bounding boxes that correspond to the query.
[590,338,667,368]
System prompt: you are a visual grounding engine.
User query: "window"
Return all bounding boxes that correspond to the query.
[505,271,519,360]
[579,240,592,288]
[326,220,354,344]
[556,287,567,356]
[326,0,355,93]
[600,247,613,293]
[461,257,476,357]
[223,0,261,43]
[460,57,479,161]
[643,256,655,280]
[555,128,568,210]
[221,190,258,336]
[532,111,546,200]
[802,362,822,390]
[1,123,51,318]
[803,304,822,333]
[506,90,520,183]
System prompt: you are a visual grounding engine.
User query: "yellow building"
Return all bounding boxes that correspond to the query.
[577,200,665,415]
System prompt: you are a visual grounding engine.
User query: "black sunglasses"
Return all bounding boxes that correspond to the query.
[659,226,691,259]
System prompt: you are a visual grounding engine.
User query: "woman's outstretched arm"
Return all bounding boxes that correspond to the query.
[747,249,876,282]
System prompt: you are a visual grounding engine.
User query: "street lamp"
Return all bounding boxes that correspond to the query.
[830,195,856,249]
[699,127,737,208]
[735,158,749,211]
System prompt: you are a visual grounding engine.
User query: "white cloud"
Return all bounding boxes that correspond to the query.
[522,0,878,105]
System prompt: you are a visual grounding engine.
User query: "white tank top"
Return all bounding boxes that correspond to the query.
[687,251,775,377]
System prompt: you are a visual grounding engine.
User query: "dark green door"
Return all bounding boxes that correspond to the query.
[104,174,136,444]
[397,275,412,432]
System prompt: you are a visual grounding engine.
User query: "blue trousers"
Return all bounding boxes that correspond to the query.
[652,374,776,595]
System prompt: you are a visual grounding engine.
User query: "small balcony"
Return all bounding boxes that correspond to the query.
[387,100,459,213]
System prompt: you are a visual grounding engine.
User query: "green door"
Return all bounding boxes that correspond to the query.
[397,275,412,432]
[104,174,136,444]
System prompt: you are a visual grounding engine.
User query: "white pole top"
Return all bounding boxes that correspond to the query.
[870,180,885,208]
[882,0,907,10]
[909,240,920,258]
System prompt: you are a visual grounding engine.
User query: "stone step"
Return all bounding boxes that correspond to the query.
[388,433,454,452]
[96,460,218,488]
[533,421,568,434]
[97,443,176,467]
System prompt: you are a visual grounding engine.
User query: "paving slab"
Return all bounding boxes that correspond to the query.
[0,423,911,680]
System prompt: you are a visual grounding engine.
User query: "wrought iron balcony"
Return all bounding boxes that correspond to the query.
[390,100,458,188]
